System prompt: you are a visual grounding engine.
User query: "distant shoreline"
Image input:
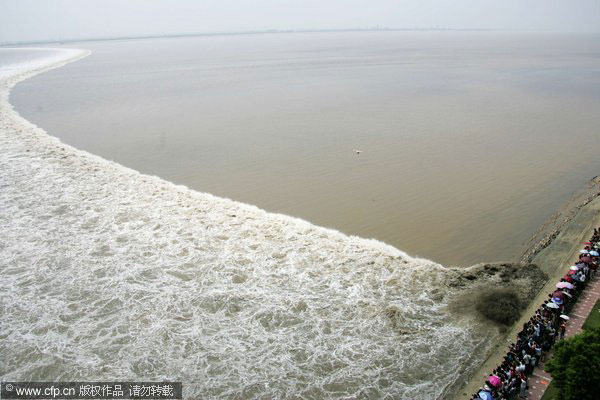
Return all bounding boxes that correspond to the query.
[0,27,569,47]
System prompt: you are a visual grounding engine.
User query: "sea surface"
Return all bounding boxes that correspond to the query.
[1,32,600,399]
[11,32,600,266]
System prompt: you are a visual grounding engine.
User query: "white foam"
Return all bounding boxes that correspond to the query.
[0,48,493,399]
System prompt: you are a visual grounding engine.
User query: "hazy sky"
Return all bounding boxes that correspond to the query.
[1,0,599,43]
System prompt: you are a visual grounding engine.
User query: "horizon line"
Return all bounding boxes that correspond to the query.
[2,26,590,47]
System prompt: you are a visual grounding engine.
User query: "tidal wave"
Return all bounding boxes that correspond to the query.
[0,48,491,399]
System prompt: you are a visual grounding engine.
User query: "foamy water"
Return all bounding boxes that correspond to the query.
[0,48,494,399]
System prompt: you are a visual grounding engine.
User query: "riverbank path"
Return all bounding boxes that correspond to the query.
[526,274,600,400]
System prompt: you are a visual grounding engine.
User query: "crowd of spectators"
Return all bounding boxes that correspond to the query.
[471,228,600,400]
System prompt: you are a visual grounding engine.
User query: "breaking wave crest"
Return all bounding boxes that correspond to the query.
[0,49,493,399]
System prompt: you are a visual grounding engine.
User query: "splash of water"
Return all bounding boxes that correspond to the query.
[0,48,492,399]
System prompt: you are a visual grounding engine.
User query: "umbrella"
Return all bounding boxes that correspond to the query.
[560,315,570,320]
[564,276,574,283]
[590,251,599,257]
[583,242,593,245]
[552,297,563,305]
[488,375,502,388]
[581,257,592,263]
[568,270,577,275]
[556,282,574,289]
[570,266,580,271]
[545,302,560,309]
[580,249,589,254]
[478,391,493,400]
